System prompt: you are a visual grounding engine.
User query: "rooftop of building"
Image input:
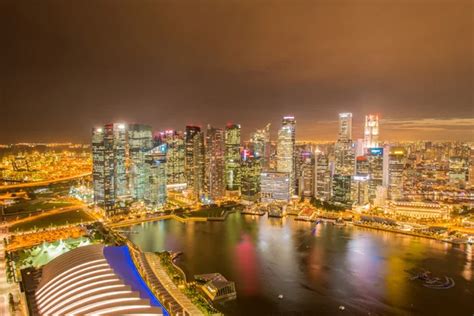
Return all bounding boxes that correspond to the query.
[24,244,167,316]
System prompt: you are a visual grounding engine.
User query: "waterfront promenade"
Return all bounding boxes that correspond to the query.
[109,214,207,229]
[145,253,204,316]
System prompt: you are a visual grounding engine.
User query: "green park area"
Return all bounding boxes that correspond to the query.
[188,207,226,218]
[185,202,242,219]
[10,209,94,232]
[157,252,218,315]
[13,237,93,269]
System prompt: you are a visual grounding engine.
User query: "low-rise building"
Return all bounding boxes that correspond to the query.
[386,201,451,219]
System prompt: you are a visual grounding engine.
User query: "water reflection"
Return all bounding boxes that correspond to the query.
[128,214,473,315]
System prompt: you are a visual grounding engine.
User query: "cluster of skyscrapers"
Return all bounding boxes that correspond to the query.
[91,116,299,214]
[92,113,472,215]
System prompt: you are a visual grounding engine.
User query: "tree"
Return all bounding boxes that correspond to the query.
[9,293,14,310]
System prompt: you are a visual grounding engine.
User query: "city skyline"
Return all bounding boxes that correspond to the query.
[1,2,473,315]
[1,0,472,143]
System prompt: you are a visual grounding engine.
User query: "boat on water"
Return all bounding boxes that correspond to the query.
[408,269,455,290]
[423,276,455,289]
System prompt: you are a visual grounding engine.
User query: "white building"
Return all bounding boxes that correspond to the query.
[260,171,291,203]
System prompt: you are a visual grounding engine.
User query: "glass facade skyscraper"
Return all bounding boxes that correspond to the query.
[157,130,186,185]
[388,147,406,200]
[364,114,380,149]
[185,125,205,197]
[333,113,354,205]
[250,123,271,169]
[128,124,153,200]
[205,125,225,200]
[277,116,296,194]
[224,124,241,194]
[144,144,167,208]
[241,156,262,203]
[92,123,127,213]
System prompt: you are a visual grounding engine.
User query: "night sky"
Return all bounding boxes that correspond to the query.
[1,0,472,143]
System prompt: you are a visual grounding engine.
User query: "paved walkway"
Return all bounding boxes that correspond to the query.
[0,232,26,316]
[145,253,203,316]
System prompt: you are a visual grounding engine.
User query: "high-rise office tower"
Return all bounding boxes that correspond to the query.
[224,123,241,194]
[314,152,331,200]
[260,171,291,203]
[92,127,105,208]
[333,113,354,205]
[388,147,406,200]
[351,174,370,207]
[364,114,379,149]
[185,125,205,197]
[351,156,370,206]
[338,113,352,141]
[334,113,355,175]
[277,116,296,194]
[144,144,167,208]
[205,125,225,200]
[128,124,153,200]
[296,149,315,197]
[158,130,186,186]
[241,156,262,203]
[367,147,384,202]
[92,123,127,213]
[332,174,352,205]
[249,124,271,169]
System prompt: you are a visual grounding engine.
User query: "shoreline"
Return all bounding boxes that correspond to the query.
[352,223,467,245]
[111,211,470,246]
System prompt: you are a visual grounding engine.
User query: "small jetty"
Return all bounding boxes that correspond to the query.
[241,205,266,216]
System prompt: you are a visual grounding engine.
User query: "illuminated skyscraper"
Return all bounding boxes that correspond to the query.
[314,152,331,200]
[367,147,384,202]
[332,174,352,205]
[92,127,105,207]
[277,116,296,194]
[185,125,205,197]
[334,113,355,175]
[295,147,314,197]
[128,124,153,200]
[260,171,291,203]
[388,147,406,200]
[338,113,352,141]
[364,114,379,149]
[92,123,127,213]
[249,123,271,169]
[157,130,186,185]
[225,123,241,194]
[351,156,370,206]
[241,156,262,203]
[144,144,167,208]
[205,125,225,200]
[333,113,354,205]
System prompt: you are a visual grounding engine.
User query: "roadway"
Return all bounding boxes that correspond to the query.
[0,172,91,191]
[7,202,85,227]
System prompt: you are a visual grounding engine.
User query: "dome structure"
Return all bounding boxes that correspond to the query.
[33,244,166,315]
